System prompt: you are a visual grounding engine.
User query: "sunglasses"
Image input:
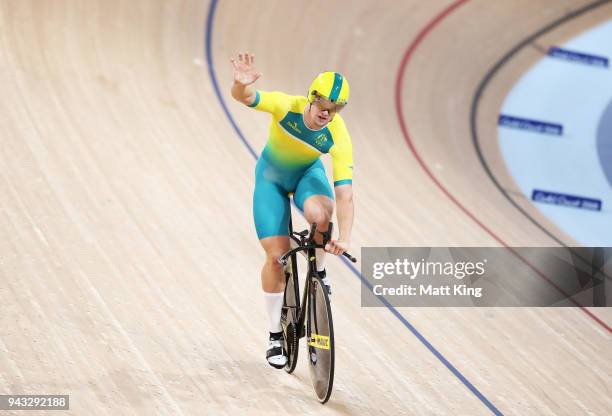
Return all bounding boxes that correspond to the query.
[312,95,346,113]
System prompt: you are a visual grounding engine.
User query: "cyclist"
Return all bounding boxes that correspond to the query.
[230,52,354,369]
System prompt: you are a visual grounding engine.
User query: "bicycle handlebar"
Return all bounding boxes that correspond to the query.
[278,222,358,265]
[278,243,357,266]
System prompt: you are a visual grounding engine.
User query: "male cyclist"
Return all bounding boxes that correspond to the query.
[230,52,354,369]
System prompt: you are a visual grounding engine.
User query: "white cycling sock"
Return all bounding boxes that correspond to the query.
[264,291,284,333]
[316,248,326,272]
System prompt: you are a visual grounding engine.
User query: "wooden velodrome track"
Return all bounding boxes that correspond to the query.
[1,0,610,414]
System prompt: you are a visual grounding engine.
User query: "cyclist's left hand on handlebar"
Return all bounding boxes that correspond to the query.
[325,239,350,256]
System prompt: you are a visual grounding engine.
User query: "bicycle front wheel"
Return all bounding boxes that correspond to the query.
[306,275,334,403]
[281,253,300,374]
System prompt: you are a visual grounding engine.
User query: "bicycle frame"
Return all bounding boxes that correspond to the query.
[280,217,357,402]
[287,219,322,339]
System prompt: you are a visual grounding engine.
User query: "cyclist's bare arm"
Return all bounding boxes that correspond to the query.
[230,52,261,106]
[326,184,354,256]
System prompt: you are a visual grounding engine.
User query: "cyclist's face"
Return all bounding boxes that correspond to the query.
[310,96,345,126]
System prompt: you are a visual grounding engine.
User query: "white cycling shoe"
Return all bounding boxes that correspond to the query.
[266,333,287,369]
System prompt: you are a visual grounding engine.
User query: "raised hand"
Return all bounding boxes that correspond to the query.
[230,52,262,86]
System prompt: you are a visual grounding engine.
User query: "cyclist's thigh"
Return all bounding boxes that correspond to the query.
[294,159,334,211]
[254,161,291,239]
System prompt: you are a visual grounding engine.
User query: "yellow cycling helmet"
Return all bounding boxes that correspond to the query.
[308,72,350,105]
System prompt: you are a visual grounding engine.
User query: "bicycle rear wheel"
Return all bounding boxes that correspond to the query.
[306,274,334,403]
[281,253,300,374]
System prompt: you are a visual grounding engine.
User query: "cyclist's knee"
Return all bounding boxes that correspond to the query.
[306,204,331,226]
[265,252,285,272]
[260,236,289,266]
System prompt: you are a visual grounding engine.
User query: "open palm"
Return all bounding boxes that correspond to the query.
[230,52,261,86]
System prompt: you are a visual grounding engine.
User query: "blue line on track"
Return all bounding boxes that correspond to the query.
[204,0,258,160]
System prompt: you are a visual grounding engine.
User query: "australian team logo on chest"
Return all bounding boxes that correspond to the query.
[279,112,333,153]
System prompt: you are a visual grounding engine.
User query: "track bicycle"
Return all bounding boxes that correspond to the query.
[278,218,357,403]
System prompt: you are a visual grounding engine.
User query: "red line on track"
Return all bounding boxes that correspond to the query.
[394,0,611,333]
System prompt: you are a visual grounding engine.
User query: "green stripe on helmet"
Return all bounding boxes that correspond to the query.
[328,72,343,102]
